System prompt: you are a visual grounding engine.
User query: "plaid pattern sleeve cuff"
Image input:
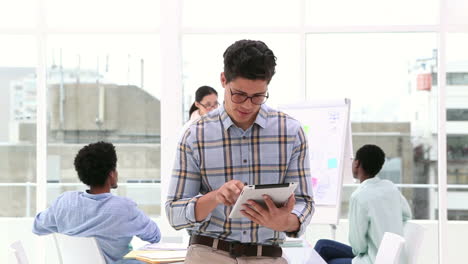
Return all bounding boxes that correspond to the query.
[285,209,308,238]
[185,194,212,225]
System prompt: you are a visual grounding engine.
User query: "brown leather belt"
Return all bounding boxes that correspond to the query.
[189,235,282,258]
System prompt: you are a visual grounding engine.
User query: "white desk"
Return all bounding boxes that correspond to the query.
[131,238,326,264]
[282,246,327,264]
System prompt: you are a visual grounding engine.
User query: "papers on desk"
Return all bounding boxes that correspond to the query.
[139,242,187,251]
[124,242,187,264]
[282,237,305,248]
[135,250,186,264]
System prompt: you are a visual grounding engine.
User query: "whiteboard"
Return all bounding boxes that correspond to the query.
[279,99,353,225]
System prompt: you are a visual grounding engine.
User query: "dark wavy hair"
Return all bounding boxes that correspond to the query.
[355,144,386,177]
[223,39,277,84]
[73,141,117,187]
[189,85,218,117]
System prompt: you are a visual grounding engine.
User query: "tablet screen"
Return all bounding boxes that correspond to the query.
[228,182,298,219]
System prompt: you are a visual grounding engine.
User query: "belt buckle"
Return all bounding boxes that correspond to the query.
[228,242,243,258]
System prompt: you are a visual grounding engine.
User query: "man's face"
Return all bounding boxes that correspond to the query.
[220,73,268,130]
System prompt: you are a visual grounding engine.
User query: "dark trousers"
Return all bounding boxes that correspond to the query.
[314,239,354,264]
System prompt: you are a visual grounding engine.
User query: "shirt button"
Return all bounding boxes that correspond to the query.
[243,231,247,235]
[242,136,246,140]
[243,159,247,163]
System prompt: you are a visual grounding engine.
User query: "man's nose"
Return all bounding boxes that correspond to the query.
[241,98,255,108]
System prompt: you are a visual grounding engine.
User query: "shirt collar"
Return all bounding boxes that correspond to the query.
[218,103,268,131]
[82,190,112,200]
[255,104,268,128]
[360,176,381,187]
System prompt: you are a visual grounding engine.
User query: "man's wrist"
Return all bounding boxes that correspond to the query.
[210,189,221,205]
[284,213,300,233]
[206,190,221,207]
[195,191,220,221]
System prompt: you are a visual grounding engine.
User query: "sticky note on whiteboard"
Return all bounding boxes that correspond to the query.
[328,158,337,169]
[311,177,318,188]
[303,125,310,135]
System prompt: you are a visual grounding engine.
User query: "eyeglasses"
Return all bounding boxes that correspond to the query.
[198,101,220,109]
[229,87,269,105]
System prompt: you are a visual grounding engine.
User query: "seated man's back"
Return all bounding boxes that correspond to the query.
[314,144,411,264]
[32,142,161,263]
[349,176,411,264]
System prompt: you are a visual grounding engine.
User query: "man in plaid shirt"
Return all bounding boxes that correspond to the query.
[166,39,314,264]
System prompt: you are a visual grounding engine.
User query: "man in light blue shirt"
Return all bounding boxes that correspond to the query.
[314,144,411,264]
[32,142,161,264]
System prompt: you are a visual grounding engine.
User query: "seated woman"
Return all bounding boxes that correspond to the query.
[314,145,411,264]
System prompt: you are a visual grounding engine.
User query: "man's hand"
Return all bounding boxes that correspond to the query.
[240,194,300,232]
[214,180,245,206]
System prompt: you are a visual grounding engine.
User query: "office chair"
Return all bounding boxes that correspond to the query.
[374,232,405,264]
[10,240,29,264]
[53,233,106,264]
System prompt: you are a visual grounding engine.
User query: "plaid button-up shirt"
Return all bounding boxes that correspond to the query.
[166,104,314,245]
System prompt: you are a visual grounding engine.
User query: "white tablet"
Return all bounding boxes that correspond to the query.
[228,182,298,219]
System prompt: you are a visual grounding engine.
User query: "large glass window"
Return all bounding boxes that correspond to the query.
[306,33,439,261]
[0,35,37,217]
[45,0,160,28]
[46,34,161,216]
[182,34,301,122]
[447,0,468,26]
[3,0,468,263]
[447,109,468,121]
[182,0,301,28]
[0,0,35,29]
[305,0,438,26]
[446,33,468,261]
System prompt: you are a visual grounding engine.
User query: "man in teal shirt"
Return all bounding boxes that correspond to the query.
[314,144,411,264]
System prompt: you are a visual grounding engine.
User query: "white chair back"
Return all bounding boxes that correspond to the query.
[10,240,29,264]
[53,233,106,264]
[375,232,405,264]
[404,222,426,264]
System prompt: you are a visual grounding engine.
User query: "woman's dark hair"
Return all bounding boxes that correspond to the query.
[189,85,218,117]
[73,141,117,187]
[223,39,277,84]
[355,144,386,177]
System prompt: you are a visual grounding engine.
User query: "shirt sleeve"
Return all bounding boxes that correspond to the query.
[348,194,369,256]
[32,197,61,235]
[284,126,315,238]
[128,206,161,244]
[165,127,211,230]
[400,193,412,222]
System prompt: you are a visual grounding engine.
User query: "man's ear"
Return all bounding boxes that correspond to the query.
[108,170,116,182]
[220,72,226,88]
[354,159,360,169]
[109,170,118,188]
